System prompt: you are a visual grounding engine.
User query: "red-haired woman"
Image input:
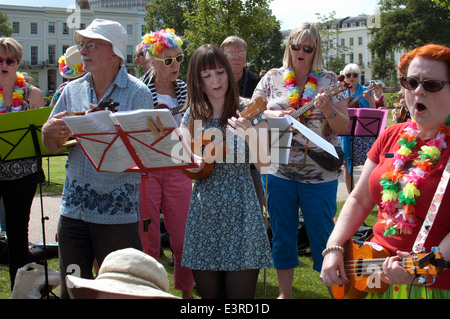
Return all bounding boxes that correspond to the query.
[320,44,450,299]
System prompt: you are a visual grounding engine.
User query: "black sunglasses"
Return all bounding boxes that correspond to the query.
[0,57,17,66]
[153,54,184,66]
[290,44,314,54]
[345,73,359,78]
[400,76,450,93]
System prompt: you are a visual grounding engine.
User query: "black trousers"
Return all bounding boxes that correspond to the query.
[0,172,38,289]
[57,215,142,299]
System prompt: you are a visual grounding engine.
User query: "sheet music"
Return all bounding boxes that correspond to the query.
[63,111,135,172]
[63,109,196,172]
[111,109,194,168]
[267,116,338,160]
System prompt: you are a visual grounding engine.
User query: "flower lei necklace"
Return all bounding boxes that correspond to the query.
[0,72,26,114]
[379,115,450,237]
[283,68,320,117]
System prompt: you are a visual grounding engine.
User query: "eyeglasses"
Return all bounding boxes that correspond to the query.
[345,73,359,78]
[0,57,17,66]
[225,51,246,58]
[399,76,450,93]
[76,41,112,52]
[290,44,314,54]
[153,54,184,66]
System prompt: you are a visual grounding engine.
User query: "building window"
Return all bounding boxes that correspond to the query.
[341,38,345,46]
[31,46,39,65]
[350,38,354,46]
[48,45,56,65]
[12,22,20,34]
[360,21,366,27]
[358,53,363,65]
[127,24,133,36]
[62,45,70,56]
[48,22,55,34]
[349,53,354,64]
[63,23,69,35]
[127,45,133,64]
[31,22,38,35]
[351,22,356,27]
[358,37,363,46]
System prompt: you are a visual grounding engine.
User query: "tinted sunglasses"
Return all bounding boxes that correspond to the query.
[0,57,18,66]
[399,76,450,93]
[153,54,184,66]
[345,73,359,78]
[290,44,314,54]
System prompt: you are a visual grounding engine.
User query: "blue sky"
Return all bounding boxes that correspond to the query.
[0,0,379,30]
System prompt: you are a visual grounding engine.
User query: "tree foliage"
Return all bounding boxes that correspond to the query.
[143,0,283,78]
[0,10,13,37]
[369,0,450,80]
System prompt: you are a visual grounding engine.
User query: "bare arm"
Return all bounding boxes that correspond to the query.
[320,158,377,286]
[29,87,45,109]
[41,111,69,154]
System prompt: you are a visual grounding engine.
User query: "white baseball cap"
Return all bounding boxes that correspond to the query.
[74,19,127,63]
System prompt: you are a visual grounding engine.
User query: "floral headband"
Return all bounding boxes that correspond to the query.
[58,55,85,77]
[142,28,183,56]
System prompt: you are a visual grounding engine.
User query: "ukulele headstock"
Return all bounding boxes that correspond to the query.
[240,96,267,120]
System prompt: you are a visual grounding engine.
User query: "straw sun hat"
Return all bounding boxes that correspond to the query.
[66,248,179,299]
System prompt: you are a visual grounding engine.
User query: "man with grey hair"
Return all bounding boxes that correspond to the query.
[220,36,261,98]
[42,19,154,299]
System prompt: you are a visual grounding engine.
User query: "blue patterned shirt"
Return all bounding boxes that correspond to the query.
[50,66,154,224]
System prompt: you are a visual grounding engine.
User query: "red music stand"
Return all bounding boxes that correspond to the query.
[340,108,388,191]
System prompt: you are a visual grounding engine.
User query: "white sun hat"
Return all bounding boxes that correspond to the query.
[66,248,179,299]
[74,18,127,63]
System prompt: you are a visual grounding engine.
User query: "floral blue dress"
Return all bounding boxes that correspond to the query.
[181,106,273,271]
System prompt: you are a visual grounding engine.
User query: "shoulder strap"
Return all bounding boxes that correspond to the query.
[413,155,450,253]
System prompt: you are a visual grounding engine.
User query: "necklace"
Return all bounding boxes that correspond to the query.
[0,72,26,113]
[379,116,450,237]
[283,68,319,117]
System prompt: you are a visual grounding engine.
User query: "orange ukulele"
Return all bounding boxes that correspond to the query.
[184,97,267,180]
[332,240,444,299]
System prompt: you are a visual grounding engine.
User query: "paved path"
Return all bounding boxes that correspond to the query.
[28,166,363,245]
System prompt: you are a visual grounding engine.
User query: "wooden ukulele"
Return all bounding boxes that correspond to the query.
[288,75,350,123]
[155,103,186,116]
[56,99,119,148]
[332,240,444,299]
[348,83,376,108]
[183,97,267,180]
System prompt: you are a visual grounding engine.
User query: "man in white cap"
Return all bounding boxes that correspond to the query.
[41,19,154,299]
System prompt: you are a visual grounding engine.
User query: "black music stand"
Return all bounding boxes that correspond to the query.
[0,108,63,299]
[340,108,388,191]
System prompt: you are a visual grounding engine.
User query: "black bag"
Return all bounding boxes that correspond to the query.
[308,146,344,171]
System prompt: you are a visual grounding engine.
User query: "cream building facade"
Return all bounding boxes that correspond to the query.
[0,4,146,95]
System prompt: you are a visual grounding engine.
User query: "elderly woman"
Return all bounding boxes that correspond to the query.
[139,29,194,299]
[0,36,44,289]
[321,44,450,299]
[252,22,348,299]
[340,63,376,193]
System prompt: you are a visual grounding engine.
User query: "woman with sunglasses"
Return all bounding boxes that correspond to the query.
[0,37,45,290]
[340,63,376,194]
[139,29,195,299]
[321,43,450,299]
[252,22,348,299]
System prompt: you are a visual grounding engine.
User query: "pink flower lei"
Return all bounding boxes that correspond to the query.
[379,116,450,237]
